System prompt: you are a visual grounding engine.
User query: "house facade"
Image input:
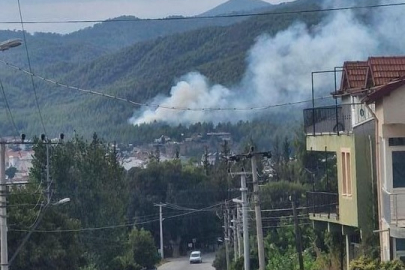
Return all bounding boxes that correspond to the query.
[304,56,405,266]
[363,73,405,261]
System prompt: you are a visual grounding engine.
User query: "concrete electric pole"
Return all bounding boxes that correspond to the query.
[236,204,242,258]
[0,38,22,270]
[154,203,166,259]
[1,142,8,270]
[228,147,270,270]
[232,171,250,270]
[241,172,250,270]
[232,208,237,262]
[251,154,265,270]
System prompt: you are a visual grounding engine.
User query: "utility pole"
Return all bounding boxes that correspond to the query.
[228,147,270,270]
[236,204,242,258]
[231,171,250,270]
[232,208,237,262]
[0,39,22,270]
[251,154,265,270]
[224,202,230,270]
[0,134,64,269]
[46,142,50,204]
[0,142,8,270]
[154,203,166,259]
[292,197,304,270]
[240,172,250,270]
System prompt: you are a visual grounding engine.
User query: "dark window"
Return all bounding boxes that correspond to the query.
[397,239,405,251]
[389,138,405,146]
[393,151,405,188]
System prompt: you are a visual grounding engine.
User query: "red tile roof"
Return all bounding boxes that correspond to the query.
[340,61,368,91]
[340,56,405,93]
[363,79,405,104]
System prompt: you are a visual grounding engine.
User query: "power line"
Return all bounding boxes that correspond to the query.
[0,2,404,25]
[0,59,333,112]
[8,201,225,233]
[7,198,334,233]
[0,79,19,138]
[17,0,47,135]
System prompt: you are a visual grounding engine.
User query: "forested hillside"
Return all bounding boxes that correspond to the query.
[0,0,327,144]
[2,0,381,146]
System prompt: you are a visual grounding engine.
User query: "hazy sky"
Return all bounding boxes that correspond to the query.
[0,0,294,34]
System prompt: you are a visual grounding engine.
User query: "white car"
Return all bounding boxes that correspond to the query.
[189,251,202,264]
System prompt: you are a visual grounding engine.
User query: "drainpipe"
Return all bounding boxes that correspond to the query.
[364,103,383,259]
[369,135,376,230]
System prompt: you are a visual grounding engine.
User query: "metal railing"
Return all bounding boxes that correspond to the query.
[306,191,339,220]
[303,105,352,135]
[383,190,405,227]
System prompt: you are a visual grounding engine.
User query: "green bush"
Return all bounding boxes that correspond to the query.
[212,246,227,270]
[350,256,405,270]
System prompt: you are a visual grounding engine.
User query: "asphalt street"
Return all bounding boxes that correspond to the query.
[158,253,215,270]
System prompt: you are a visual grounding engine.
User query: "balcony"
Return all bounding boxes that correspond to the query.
[382,190,405,228]
[307,191,339,221]
[303,105,352,136]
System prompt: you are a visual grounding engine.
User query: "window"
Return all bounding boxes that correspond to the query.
[389,138,405,146]
[396,239,405,251]
[341,149,352,196]
[393,151,405,188]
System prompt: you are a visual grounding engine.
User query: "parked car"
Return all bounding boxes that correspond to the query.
[189,251,202,264]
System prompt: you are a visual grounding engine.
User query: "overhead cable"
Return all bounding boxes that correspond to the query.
[0,59,333,112]
[17,0,47,135]
[0,2,404,25]
[0,79,19,138]
[9,201,225,233]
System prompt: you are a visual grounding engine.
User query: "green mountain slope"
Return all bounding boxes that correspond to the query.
[0,0,324,142]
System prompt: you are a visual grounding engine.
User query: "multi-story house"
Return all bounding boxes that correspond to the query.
[304,56,405,266]
[361,58,405,262]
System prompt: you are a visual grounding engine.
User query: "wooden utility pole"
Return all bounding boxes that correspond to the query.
[224,202,230,270]
[232,208,238,262]
[292,197,304,270]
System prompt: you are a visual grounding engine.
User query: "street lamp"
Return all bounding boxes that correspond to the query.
[53,197,70,206]
[0,39,22,52]
[8,197,71,267]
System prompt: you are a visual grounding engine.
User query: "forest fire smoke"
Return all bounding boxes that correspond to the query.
[130,0,405,125]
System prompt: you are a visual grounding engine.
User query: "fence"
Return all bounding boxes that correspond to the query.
[303,105,352,135]
[307,191,339,220]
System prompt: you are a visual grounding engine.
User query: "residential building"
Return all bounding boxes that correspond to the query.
[361,57,405,261]
[304,56,405,266]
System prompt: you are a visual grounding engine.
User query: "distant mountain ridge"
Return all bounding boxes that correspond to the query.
[200,0,272,16]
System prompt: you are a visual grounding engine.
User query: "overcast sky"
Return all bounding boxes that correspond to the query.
[0,0,294,34]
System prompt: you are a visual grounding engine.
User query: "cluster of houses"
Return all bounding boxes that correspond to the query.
[304,56,405,267]
[2,142,33,184]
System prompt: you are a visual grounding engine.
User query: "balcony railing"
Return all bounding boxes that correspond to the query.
[382,190,405,227]
[307,191,339,220]
[303,105,352,135]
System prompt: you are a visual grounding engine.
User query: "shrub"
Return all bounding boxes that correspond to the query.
[350,256,405,270]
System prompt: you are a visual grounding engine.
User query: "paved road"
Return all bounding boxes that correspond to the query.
[158,253,215,270]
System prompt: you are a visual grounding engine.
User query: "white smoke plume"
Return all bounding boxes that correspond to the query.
[130,1,402,125]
